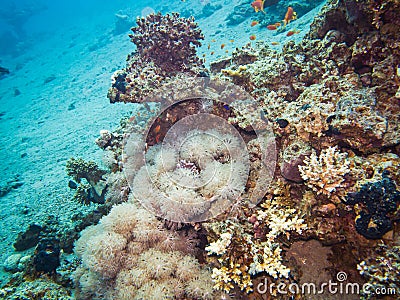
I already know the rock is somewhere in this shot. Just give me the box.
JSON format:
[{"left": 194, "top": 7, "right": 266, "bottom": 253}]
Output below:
[
  {"left": 0, "top": 66, "right": 9, "bottom": 77},
  {"left": 33, "top": 239, "right": 60, "bottom": 274},
  {"left": 18, "top": 255, "right": 31, "bottom": 271},
  {"left": 13, "top": 224, "right": 42, "bottom": 251},
  {"left": 3, "top": 254, "right": 22, "bottom": 272},
  {"left": 281, "top": 154, "right": 308, "bottom": 183},
  {"left": 68, "top": 180, "right": 77, "bottom": 189}
]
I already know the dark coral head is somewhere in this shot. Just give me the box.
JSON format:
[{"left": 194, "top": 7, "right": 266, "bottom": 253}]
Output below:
[
  {"left": 344, "top": 174, "right": 400, "bottom": 239},
  {"left": 128, "top": 12, "right": 204, "bottom": 72}
]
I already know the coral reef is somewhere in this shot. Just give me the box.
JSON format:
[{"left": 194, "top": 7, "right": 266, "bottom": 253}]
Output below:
[
  {"left": 205, "top": 180, "right": 306, "bottom": 294},
  {"left": 358, "top": 243, "right": 400, "bottom": 299},
  {"left": 62, "top": 0, "right": 400, "bottom": 298},
  {"left": 73, "top": 201, "right": 219, "bottom": 299},
  {"left": 13, "top": 224, "right": 42, "bottom": 251},
  {"left": 108, "top": 13, "right": 205, "bottom": 104},
  {"left": 0, "top": 279, "right": 73, "bottom": 300},
  {"left": 32, "top": 239, "right": 60, "bottom": 274}
]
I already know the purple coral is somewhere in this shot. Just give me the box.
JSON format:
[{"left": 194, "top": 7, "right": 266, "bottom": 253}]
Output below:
[
  {"left": 108, "top": 13, "right": 205, "bottom": 103},
  {"left": 129, "top": 12, "right": 204, "bottom": 73}
]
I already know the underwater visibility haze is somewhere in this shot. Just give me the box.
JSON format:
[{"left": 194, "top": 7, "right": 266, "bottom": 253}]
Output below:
[{"left": 0, "top": 0, "right": 399, "bottom": 299}]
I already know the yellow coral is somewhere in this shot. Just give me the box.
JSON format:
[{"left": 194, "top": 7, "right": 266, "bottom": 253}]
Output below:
[
  {"left": 205, "top": 232, "right": 232, "bottom": 255},
  {"left": 249, "top": 242, "right": 290, "bottom": 279},
  {"left": 299, "top": 146, "right": 350, "bottom": 196}
]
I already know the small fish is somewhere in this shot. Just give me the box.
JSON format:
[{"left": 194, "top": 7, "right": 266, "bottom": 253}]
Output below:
[
  {"left": 267, "top": 24, "right": 277, "bottom": 30},
  {"left": 229, "top": 39, "right": 234, "bottom": 43},
  {"left": 207, "top": 44, "right": 210, "bottom": 49},
  {"left": 225, "top": 50, "right": 229, "bottom": 53},
  {"left": 283, "top": 6, "right": 297, "bottom": 26},
  {"left": 221, "top": 44, "right": 226, "bottom": 49},
  {"left": 275, "top": 22, "right": 281, "bottom": 27},
  {"left": 271, "top": 41, "right": 280, "bottom": 45},
  {"left": 286, "top": 29, "right": 300, "bottom": 36},
  {"left": 251, "top": 0, "right": 265, "bottom": 13},
  {"left": 154, "top": 124, "right": 161, "bottom": 134},
  {"left": 251, "top": 20, "right": 259, "bottom": 27},
  {"left": 210, "top": 51, "right": 215, "bottom": 55},
  {"left": 223, "top": 104, "right": 230, "bottom": 110},
  {"left": 249, "top": 35, "right": 256, "bottom": 40},
  {"left": 211, "top": 39, "right": 216, "bottom": 42},
  {"left": 202, "top": 53, "right": 206, "bottom": 57},
  {"left": 155, "top": 134, "right": 162, "bottom": 143}
]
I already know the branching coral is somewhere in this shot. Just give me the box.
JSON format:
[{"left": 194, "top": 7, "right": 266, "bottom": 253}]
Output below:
[
  {"left": 299, "top": 146, "right": 350, "bottom": 197},
  {"left": 130, "top": 12, "right": 204, "bottom": 73},
  {"left": 205, "top": 181, "right": 306, "bottom": 294},
  {"left": 66, "top": 158, "right": 106, "bottom": 185},
  {"left": 108, "top": 13, "right": 205, "bottom": 103}
]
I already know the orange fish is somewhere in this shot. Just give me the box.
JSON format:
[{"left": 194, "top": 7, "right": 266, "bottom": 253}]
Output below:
[
  {"left": 275, "top": 22, "right": 281, "bottom": 27},
  {"left": 286, "top": 29, "right": 300, "bottom": 36},
  {"left": 225, "top": 50, "right": 229, "bottom": 53},
  {"left": 155, "top": 134, "right": 162, "bottom": 143},
  {"left": 251, "top": 0, "right": 265, "bottom": 13},
  {"left": 207, "top": 44, "right": 210, "bottom": 49},
  {"left": 267, "top": 24, "right": 277, "bottom": 30},
  {"left": 229, "top": 39, "right": 234, "bottom": 42},
  {"left": 283, "top": 7, "right": 297, "bottom": 25},
  {"left": 210, "top": 51, "right": 215, "bottom": 55},
  {"left": 221, "top": 44, "right": 226, "bottom": 49},
  {"left": 251, "top": 20, "right": 259, "bottom": 27},
  {"left": 271, "top": 41, "right": 280, "bottom": 45},
  {"left": 154, "top": 124, "right": 161, "bottom": 134},
  {"left": 249, "top": 35, "right": 256, "bottom": 40}
]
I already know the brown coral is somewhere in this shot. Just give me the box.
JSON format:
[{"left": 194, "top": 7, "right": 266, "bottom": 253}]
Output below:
[{"left": 108, "top": 13, "right": 205, "bottom": 104}]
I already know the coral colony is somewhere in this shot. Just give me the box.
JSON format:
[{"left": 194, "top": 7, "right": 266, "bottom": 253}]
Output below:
[
  {"left": 71, "top": 2, "right": 400, "bottom": 298},
  {"left": 2, "top": 1, "right": 400, "bottom": 299}
]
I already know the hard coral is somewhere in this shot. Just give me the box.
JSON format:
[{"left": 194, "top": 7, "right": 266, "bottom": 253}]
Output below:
[
  {"left": 130, "top": 12, "right": 204, "bottom": 73},
  {"left": 108, "top": 13, "right": 205, "bottom": 104},
  {"left": 205, "top": 182, "right": 306, "bottom": 294},
  {"left": 66, "top": 158, "right": 107, "bottom": 205},
  {"left": 357, "top": 243, "right": 400, "bottom": 299},
  {"left": 299, "top": 146, "right": 350, "bottom": 197},
  {"left": 345, "top": 174, "right": 400, "bottom": 239}
]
